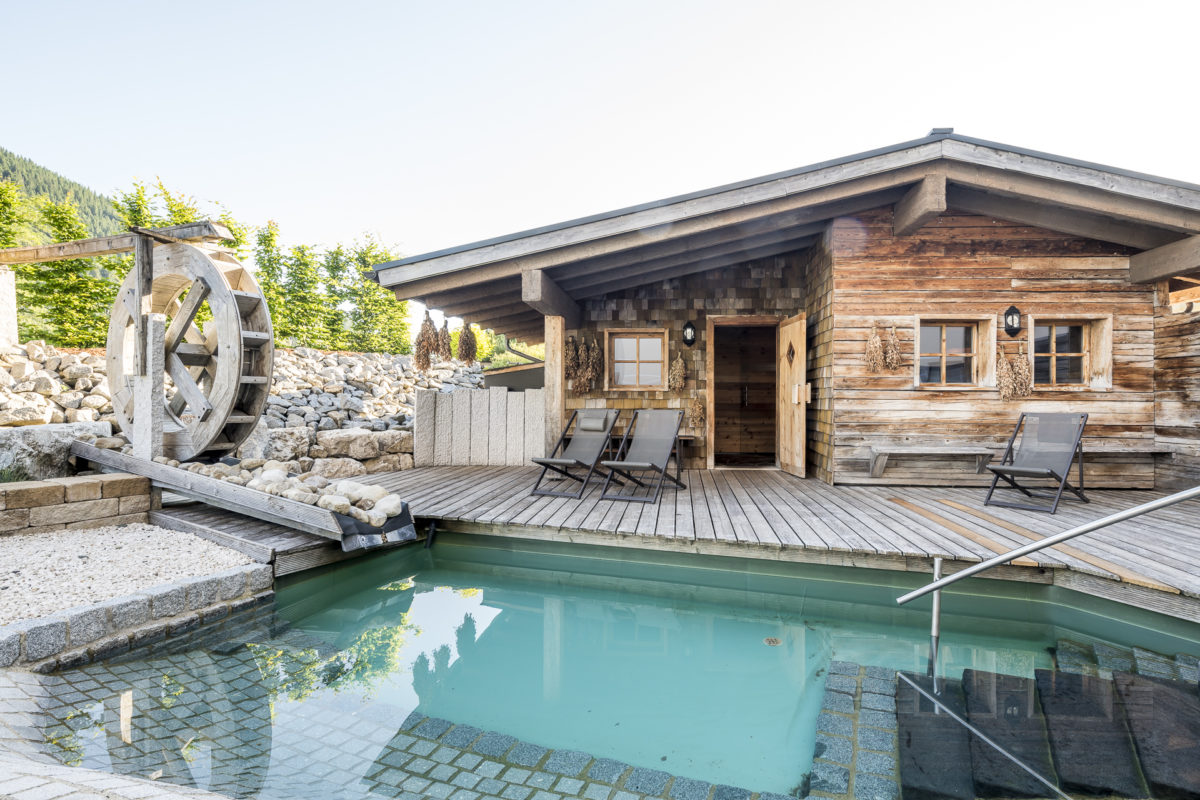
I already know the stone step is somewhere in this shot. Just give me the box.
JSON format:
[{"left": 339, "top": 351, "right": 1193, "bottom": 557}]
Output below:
[
  {"left": 961, "top": 669, "right": 1058, "bottom": 798},
  {"left": 1034, "top": 669, "right": 1149, "bottom": 798},
  {"left": 1113, "top": 672, "right": 1200, "bottom": 799},
  {"left": 896, "top": 673, "right": 976, "bottom": 800}
]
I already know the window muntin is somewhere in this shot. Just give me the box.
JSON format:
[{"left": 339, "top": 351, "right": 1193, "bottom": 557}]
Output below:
[
  {"left": 1033, "top": 323, "right": 1087, "bottom": 386},
  {"left": 608, "top": 331, "right": 666, "bottom": 389},
  {"left": 918, "top": 323, "right": 976, "bottom": 385}
]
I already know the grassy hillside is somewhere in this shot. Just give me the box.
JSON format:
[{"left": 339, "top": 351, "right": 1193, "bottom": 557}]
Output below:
[{"left": 0, "top": 146, "right": 120, "bottom": 236}]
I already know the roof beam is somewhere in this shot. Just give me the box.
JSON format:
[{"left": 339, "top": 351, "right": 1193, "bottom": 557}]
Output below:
[
  {"left": 0, "top": 221, "right": 233, "bottom": 265},
  {"left": 554, "top": 222, "right": 828, "bottom": 291},
  {"left": 375, "top": 165, "right": 932, "bottom": 290},
  {"left": 943, "top": 162, "right": 1200, "bottom": 235},
  {"left": 893, "top": 174, "right": 947, "bottom": 236},
  {"left": 570, "top": 236, "right": 819, "bottom": 299},
  {"left": 521, "top": 270, "right": 581, "bottom": 328},
  {"left": 1129, "top": 235, "right": 1200, "bottom": 283},
  {"left": 473, "top": 309, "right": 546, "bottom": 331},
  {"left": 946, "top": 185, "right": 1179, "bottom": 250}
]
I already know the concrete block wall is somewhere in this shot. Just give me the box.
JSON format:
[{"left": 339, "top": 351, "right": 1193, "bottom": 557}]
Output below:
[
  {"left": 415, "top": 387, "right": 546, "bottom": 467},
  {"left": 0, "top": 563, "right": 273, "bottom": 671},
  {"left": 0, "top": 473, "right": 150, "bottom": 536}
]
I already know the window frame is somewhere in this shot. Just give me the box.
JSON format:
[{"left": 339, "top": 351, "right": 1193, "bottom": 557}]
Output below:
[
  {"left": 1027, "top": 314, "right": 1113, "bottom": 391},
  {"left": 603, "top": 328, "right": 668, "bottom": 391},
  {"left": 1032, "top": 321, "right": 1089, "bottom": 387},
  {"left": 912, "top": 314, "right": 997, "bottom": 390}
]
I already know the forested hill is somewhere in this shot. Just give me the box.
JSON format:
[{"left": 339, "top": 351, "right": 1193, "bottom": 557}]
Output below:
[{"left": 0, "top": 146, "right": 120, "bottom": 236}]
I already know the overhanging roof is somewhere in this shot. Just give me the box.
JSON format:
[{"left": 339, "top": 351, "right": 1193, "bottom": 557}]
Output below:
[{"left": 373, "top": 130, "right": 1200, "bottom": 342}]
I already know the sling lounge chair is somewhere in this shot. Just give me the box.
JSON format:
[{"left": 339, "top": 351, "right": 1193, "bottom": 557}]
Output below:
[
  {"left": 530, "top": 409, "right": 620, "bottom": 499},
  {"left": 984, "top": 412, "right": 1088, "bottom": 514},
  {"left": 600, "top": 409, "right": 686, "bottom": 504}
]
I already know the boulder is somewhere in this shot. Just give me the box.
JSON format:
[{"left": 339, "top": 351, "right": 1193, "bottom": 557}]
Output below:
[
  {"left": 236, "top": 422, "right": 314, "bottom": 461},
  {"left": 314, "top": 428, "right": 383, "bottom": 460},
  {"left": 0, "top": 421, "right": 111, "bottom": 478},
  {"left": 363, "top": 454, "right": 405, "bottom": 473},
  {"left": 309, "top": 457, "right": 367, "bottom": 478},
  {"left": 0, "top": 407, "right": 52, "bottom": 427}
]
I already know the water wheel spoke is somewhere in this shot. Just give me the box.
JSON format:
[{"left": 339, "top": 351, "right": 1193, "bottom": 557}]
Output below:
[
  {"left": 166, "top": 353, "right": 213, "bottom": 421},
  {"left": 164, "top": 278, "right": 212, "bottom": 353}
]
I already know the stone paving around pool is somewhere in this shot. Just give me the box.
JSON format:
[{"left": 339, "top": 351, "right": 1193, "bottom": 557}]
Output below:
[{"left": 807, "top": 662, "right": 900, "bottom": 800}]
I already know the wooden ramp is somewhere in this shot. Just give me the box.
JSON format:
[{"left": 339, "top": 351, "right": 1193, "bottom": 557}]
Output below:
[
  {"left": 149, "top": 505, "right": 416, "bottom": 575},
  {"left": 72, "top": 441, "right": 420, "bottom": 573}
]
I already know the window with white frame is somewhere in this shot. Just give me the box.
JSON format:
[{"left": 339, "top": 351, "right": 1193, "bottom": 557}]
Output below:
[{"left": 605, "top": 329, "right": 667, "bottom": 390}]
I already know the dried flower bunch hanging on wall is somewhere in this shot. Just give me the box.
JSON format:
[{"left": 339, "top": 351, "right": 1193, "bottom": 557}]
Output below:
[
  {"left": 1012, "top": 341, "right": 1033, "bottom": 397},
  {"left": 436, "top": 320, "right": 453, "bottom": 362},
  {"left": 572, "top": 338, "right": 603, "bottom": 393},
  {"left": 865, "top": 324, "right": 885, "bottom": 373},
  {"left": 668, "top": 352, "right": 687, "bottom": 392},
  {"left": 564, "top": 336, "right": 579, "bottom": 382},
  {"left": 997, "top": 342, "right": 1033, "bottom": 400},
  {"left": 687, "top": 397, "right": 705, "bottom": 429},
  {"left": 884, "top": 326, "right": 902, "bottom": 371},
  {"left": 414, "top": 311, "right": 438, "bottom": 371},
  {"left": 457, "top": 323, "right": 477, "bottom": 366}
]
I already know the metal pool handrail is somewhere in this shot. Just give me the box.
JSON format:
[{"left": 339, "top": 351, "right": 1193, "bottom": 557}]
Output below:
[{"left": 897, "top": 483, "right": 1200, "bottom": 607}]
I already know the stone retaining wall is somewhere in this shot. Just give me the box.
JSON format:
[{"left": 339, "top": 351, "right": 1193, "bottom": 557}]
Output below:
[
  {"left": 0, "top": 562, "right": 273, "bottom": 671},
  {"left": 0, "top": 472, "right": 151, "bottom": 536}
]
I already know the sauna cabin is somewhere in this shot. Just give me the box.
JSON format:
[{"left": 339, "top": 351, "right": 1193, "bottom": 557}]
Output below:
[{"left": 373, "top": 130, "right": 1200, "bottom": 491}]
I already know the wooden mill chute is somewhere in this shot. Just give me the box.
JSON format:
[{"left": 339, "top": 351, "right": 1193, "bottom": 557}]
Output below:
[{"left": 107, "top": 242, "right": 273, "bottom": 460}]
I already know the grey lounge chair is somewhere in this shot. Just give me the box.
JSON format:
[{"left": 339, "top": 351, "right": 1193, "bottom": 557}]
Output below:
[
  {"left": 530, "top": 409, "right": 620, "bottom": 499},
  {"left": 600, "top": 409, "right": 686, "bottom": 504},
  {"left": 984, "top": 412, "right": 1088, "bottom": 514}
]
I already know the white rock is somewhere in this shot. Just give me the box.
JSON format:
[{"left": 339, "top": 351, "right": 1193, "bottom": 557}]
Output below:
[
  {"left": 259, "top": 468, "right": 288, "bottom": 484},
  {"left": 374, "top": 495, "right": 406, "bottom": 517},
  {"left": 316, "top": 494, "right": 351, "bottom": 514}
]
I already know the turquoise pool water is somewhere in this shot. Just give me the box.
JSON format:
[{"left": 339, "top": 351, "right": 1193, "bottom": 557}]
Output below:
[{"left": 37, "top": 534, "right": 1200, "bottom": 797}]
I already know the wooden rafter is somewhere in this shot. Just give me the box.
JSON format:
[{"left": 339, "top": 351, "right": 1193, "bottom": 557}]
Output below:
[{"left": 0, "top": 221, "right": 232, "bottom": 265}]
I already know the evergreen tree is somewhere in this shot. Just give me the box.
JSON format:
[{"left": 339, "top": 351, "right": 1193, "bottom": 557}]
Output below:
[
  {"left": 0, "top": 179, "right": 31, "bottom": 248},
  {"left": 254, "top": 221, "right": 289, "bottom": 339},
  {"left": 14, "top": 197, "right": 118, "bottom": 346}
]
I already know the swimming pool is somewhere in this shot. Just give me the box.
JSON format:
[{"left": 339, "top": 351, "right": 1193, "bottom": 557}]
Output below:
[{"left": 33, "top": 534, "right": 1200, "bottom": 798}]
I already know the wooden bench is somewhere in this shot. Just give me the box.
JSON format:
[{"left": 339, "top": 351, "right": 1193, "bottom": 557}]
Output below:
[{"left": 868, "top": 446, "right": 995, "bottom": 478}]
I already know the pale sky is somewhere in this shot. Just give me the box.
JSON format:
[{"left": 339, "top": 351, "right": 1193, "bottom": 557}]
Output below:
[{"left": 3, "top": 0, "right": 1200, "bottom": 267}]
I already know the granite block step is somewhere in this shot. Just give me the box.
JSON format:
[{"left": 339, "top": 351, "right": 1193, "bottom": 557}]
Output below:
[
  {"left": 896, "top": 674, "right": 975, "bottom": 800},
  {"left": 962, "top": 669, "right": 1057, "bottom": 798},
  {"left": 1114, "top": 672, "right": 1200, "bottom": 800},
  {"left": 1034, "top": 669, "right": 1148, "bottom": 798}
]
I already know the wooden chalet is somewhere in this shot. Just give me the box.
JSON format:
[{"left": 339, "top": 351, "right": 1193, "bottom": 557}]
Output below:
[{"left": 373, "top": 130, "right": 1200, "bottom": 491}]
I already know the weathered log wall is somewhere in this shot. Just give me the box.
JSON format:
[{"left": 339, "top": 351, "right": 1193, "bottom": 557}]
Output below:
[
  {"left": 1153, "top": 283, "right": 1200, "bottom": 489},
  {"left": 827, "top": 208, "right": 1155, "bottom": 487}
]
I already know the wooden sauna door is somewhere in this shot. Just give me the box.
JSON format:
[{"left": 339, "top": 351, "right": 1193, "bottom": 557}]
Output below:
[{"left": 777, "top": 313, "right": 807, "bottom": 477}]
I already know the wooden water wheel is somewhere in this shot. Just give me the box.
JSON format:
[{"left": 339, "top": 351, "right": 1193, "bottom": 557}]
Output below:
[{"left": 107, "top": 242, "right": 273, "bottom": 461}]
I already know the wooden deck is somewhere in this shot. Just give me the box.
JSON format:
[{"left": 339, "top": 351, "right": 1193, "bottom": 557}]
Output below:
[{"left": 363, "top": 466, "right": 1200, "bottom": 620}]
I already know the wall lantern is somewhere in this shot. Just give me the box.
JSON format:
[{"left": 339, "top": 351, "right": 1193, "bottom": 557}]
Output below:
[
  {"left": 1003, "top": 306, "right": 1022, "bottom": 337},
  {"left": 682, "top": 321, "right": 697, "bottom": 347}
]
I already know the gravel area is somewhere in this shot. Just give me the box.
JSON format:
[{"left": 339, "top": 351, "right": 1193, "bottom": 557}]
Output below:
[{"left": 0, "top": 523, "right": 252, "bottom": 626}]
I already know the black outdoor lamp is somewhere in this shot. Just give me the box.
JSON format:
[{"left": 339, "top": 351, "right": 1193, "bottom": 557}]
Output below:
[
  {"left": 682, "top": 321, "right": 697, "bottom": 347},
  {"left": 1003, "top": 305, "right": 1022, "bottom": 337}
]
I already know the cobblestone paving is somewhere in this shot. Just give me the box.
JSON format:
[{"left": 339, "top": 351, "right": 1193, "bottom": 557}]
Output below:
[
  {"left": 1, "top": 590, "right": 909, "bottom": 800},
  {"left": 808, "top": 662, "right": 899, "bottom": 800}
]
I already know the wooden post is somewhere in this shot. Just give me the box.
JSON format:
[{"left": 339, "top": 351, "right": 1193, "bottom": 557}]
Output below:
[
  {"left": 130, "top": 313, "right": 165, "bottom": 460},
  {"left": 133, "top": 234, "right": 154, "bottom": 376},
  {"left": 544, "top": 315, "right": 565, "bottom": 454},
  {"left": 0, "top": 267, "right": 16, "bottom": 348}
]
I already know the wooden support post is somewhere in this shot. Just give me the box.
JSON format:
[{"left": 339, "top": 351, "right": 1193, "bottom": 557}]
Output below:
[
  {"left": 893, "top": 174, "right": 947, "bottom": 236},
  {"left": 0, "top": 267, "right": 16, "bottom": 348},
  {"left": 133, "top": 234, "right": 154, "bottom": 376},
  {"left": 130, "top": 313, "right": 165, "bottom": 460},
  {"left": 544, "top": 315, "right": 566, "bottom": 455}
]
